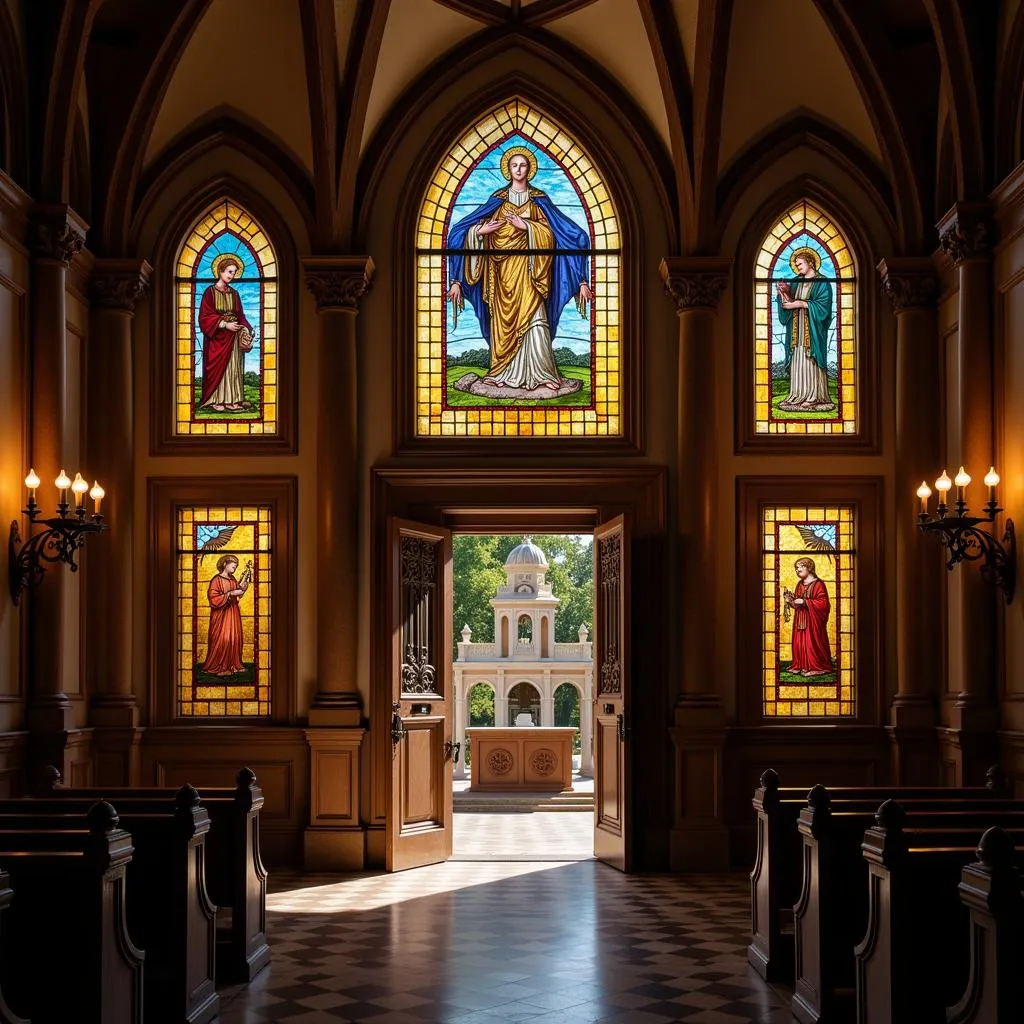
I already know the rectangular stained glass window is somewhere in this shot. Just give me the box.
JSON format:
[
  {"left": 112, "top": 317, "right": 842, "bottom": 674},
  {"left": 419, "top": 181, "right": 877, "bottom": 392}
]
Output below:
[
  {"left": 415, "top": 99, "right": 621, "bottom": 438},
  {"left": 176, "top": 505, "right": 272, "bottom": 716},
  {"left": 761, "top": 504, "right": 856, "bottom": 717}
]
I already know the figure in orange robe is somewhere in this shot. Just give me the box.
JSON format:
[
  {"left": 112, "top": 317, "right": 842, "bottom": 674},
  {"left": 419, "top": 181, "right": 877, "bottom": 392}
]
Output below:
[
  {"left": 201, "top": 555, "right": 249, "bottom": 676},
  {"left": 785, "top": 557, "right": 833, "bottom": 676}
]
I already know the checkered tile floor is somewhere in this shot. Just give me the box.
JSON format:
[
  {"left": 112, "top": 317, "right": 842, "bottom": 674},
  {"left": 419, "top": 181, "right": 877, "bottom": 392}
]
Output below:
[{"left": 218, "top": 846, "right": 790, "bottom": 1022}]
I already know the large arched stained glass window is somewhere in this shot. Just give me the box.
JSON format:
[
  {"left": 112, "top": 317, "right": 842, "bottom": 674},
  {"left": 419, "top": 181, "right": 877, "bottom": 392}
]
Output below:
[
  {"left": 415, "top": 99, "right": 621, "bottom": 438},
  {"left": 754, "top": 201, "right": 856, "bottom": 435},
  {"left": 175, "top": 201, "right": 278, "bottom": 436}
]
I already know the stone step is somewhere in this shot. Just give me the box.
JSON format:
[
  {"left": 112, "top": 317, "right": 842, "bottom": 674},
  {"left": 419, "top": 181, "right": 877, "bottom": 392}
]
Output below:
[{"left": 453, "top": 793, "right": 594, "bottom": 813}]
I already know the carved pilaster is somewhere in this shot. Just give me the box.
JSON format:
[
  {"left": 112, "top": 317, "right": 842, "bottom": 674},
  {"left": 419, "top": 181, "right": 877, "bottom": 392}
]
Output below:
[
  {"left": 877, "top": 258, "right": 939, "bottom": 313},
  {"left": 659, "top": 256, "right": 732, "bottom": 312},
  {"left": 89, "top": 259, "right": 153, "bottom": 313},
  {"left": 31, "top": 204, "right": 87, "bottom": 266},
  {"left": 302, "top": 256, "right": 375, "bottom": 312},
  {"left": 937, "top": 203, "right": 994, "bottom": 265}
]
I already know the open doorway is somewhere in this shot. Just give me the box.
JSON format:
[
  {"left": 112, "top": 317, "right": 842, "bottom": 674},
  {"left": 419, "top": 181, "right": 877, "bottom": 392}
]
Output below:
[{"left": 451, "top": 534, "right": 595, "bottom": 861}]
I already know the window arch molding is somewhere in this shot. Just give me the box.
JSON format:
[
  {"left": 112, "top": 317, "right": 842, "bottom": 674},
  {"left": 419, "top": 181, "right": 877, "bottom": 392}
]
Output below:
[
  {"left": 150, "top": 176, "right": 298, "bottom": 455},
  {"left": 390, "top": 84, "right": 649, "bottom": 453},
  {"left": 734, "top": 178, "right": 881, "bottom": 454}
]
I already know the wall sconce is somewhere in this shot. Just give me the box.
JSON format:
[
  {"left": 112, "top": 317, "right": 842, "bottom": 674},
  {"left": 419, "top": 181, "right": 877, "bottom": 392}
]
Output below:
[
  {"left": 8, "top": 468, "right": 106, "bottom": 605},
  {"left": 916, "top": 466, "right": 1015, "bottom": 603}
]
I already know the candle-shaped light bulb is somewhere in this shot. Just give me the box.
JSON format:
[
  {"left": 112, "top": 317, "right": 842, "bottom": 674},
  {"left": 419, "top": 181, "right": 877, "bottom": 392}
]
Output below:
[
  {"left": 54, "top": 470, "right": 71, "bottom": 504},
  {"left": 917, "top": 481, "right": 932, "bottom": 515},
  {"left": 24, "top": 468, "right": 40, "bottom": 498},
  {"left": 89, "top": 481, "right": 104, "bottom": 515},
  {"left": 954, "top": 466, "right": 971, "bottom": 489},
  {"left": 71, "top": 472, "right": 88, "bottom": 508},
  {"left": 984, "top": 467, "right": 1000, "bottom": 489},
  {"left": 935, "top": 470, "right": 952, "bottom": 495}
]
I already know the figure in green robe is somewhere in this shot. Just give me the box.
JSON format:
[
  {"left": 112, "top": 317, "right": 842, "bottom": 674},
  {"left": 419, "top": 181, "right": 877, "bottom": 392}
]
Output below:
[{"left": 775, "top": 248, "right": 835, "bottom": 412}]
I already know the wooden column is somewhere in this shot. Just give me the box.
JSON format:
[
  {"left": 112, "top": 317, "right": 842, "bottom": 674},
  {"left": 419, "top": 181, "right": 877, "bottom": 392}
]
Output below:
[
  {"left": 301, "top": 256, "right": 372, "bottom": 869},
  {"left": 26, "top": 205, "right": 86, "bottom": 778},
  {"left": 879, "top": 259, "right": 942, "bottom": 783},
  {"left": 937, "top": 204, "right": 999, "bottom": 784},
  {"left": 86, "top": 259, "right": 151, "bottom": 785},
  {"left": 660, "top": 256, "right": 732, "bottom": 870}
]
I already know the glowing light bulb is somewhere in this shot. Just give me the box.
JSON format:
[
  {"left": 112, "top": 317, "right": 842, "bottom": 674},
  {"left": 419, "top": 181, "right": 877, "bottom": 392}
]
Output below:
[
  {"left": 916, "top": 481, "right": 932, "bottom": 500},
  {"left": 24, "top": 469, "right": 40, "bottom": 492},
  {"left": 984, "top": 467, "right": 1000, "bottom": 489},
  {"left": 71, "top": 472, "right": 88, "bottom": 508},
  {"left": 954, "top": 466, "right": 972, "bottom": 489},
  {"left": 89, "top": 481, "right": 104, "bottom": 515},
  {"left": 54, "top": 470, "right": 71, "bottom": 498},
  {"left": 935, "top": 470, "right": 952, "bottom": 494}
]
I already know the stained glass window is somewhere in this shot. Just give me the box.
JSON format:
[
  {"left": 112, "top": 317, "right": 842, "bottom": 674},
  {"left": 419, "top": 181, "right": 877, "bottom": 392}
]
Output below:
[
  {"left": 415, "top": 98, "right": 621, "bottom": 438},
  {"left": 175, "top": 200, "right": 278, "bottom": 436},
  {"left": 176, "top": 505, "right": 272, "bottom": 717},
  {"left": 761, "top": 504, "right": 856, "bottom": 717},
  {"left": 754, "top": 201, "right": 856, "bottom": 434}
]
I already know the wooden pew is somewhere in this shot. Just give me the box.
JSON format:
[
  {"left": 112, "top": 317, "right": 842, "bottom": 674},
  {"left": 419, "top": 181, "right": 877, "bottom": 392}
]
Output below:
[
  {"left": 0, "top": 785, "right": 218, "bottom": 1024},
  {"left": 32, "top": 766, "right": 269, "bottom": 981},
  {"left": 946, "top": 827, "right": 1024, "bottom": 1024},
  {"left": 791, "top": 787, "right": 1024, "bottom": 1023},
  {"left": 0, "top": 801, "right": 144, "bottom": 1023},
  {"left": 0, "top": 871, "right": 28, "bottom": 1024},
  {"left": 748, "top": 766, "right": 1007, "bottom": 981},
  {"left": 854, "top": 803, "right": 1024, "bottom": 1024}
]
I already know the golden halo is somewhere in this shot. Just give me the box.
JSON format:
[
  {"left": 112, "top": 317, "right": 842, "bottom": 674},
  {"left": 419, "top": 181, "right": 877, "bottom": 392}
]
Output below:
[
  {"left": 499, "top": 146, "right": 539, "bottom": 183},
  {"left": 789, "top": 247, "right": 820, "bottom": 274},
  {"left": 212, "top": 252, "right": 244, "bottom": 279}
]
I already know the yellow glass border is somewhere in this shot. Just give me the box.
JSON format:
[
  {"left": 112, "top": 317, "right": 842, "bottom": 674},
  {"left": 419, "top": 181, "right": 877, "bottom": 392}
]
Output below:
[
  {"left": 174, "top": 200, "right": 278, "bottom": 437},
  {"left": 754, "top": 200, "right": 857, "bottom": 436},
  {"left": 176, "top": 504, "right": 272, "bottom": 717},
  {"left": 761, "top": 504, "right": 856, "bottom": 718},
  {"left": 415, "top": 99, "right": 621, "bottom": 438}
]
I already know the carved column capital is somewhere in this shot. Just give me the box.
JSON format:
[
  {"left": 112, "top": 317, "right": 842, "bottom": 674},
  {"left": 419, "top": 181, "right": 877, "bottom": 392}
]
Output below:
[
  {"left": 302, "top": 256, "right": 375, "bottom": 313},
  {"left": 89, "top": 258, "right": 153, "bottom": 313},
  {"left": 937, "top": 202, "right": 994, "bottom": 265},
  {"left": 659, "top": 257, "right": 732, "bottom": 313},
  {"left": 877, "top": 258, "right": 939, "bottom": 313},
  {"left": 31, "top": 204, "right": 88, "bottom": 266}
]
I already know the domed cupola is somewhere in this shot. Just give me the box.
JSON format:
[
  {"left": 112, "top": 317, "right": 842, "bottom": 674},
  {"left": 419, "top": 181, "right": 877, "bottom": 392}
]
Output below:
[{"left": 504, "top": 536, "right": 549, "bottom": 571}]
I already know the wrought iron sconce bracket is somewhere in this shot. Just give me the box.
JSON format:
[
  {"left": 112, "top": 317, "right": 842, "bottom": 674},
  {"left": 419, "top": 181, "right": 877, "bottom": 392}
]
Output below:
[
  {"left": 918, "top": 511, "right": 1016, "bottom": 604},
  {"left": 8, "top": 505, "right": 106, "bottom": 606}
]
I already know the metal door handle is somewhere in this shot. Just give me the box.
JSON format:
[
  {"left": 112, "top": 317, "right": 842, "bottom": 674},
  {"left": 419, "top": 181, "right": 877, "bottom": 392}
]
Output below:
[{"left": 391, "top": 701, "right": 407, "bottom": 749}]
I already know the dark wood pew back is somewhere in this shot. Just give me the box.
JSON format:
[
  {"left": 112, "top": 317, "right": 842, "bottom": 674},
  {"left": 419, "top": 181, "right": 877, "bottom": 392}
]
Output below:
[
  {"left": 748, "top": 766, "right": 1008, "bottom": 981},
  {"left": 0, "top": 803, "right": 144, "bottom": 1024},
  {"left": 0, "top": 785, "right": 218, "bottom": 1024},
  {"left": 24, "top": 767, "right": 269, "bottom": 981}
]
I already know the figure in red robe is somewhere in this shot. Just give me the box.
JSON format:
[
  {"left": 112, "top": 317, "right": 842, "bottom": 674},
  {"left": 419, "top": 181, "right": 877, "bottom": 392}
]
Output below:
[
  {"left": 785, "top": 557, "right": 833, "bottom": 676},
  {"left": 198, "top": 254, "right": 254, "bottom": 412},
  {"left": 201, "top": 555, "right": 250, "bottom": 676}
]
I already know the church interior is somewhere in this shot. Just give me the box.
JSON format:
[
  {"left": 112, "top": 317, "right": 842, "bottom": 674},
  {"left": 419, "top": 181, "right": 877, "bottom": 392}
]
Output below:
[{"left": 1, "top": 0, "right": 1024, "bottom": 1020}]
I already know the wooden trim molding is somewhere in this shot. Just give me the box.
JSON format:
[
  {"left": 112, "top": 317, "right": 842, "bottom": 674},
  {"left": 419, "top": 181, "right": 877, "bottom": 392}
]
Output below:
[
  {"left": 148, "top": 476, "right": 298, "bottom": 728},
  {"left": 733, "top": 176, "right": 881, "bottom": 455},
  {"left": 736, "top": 476, "right": 885, "bottom": 728},
  {"left": 148, "top": 176, "right": 299, "bottom": 456}
]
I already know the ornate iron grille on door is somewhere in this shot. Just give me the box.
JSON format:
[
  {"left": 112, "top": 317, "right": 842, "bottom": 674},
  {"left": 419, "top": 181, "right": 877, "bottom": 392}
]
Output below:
[
  {"left": 400, "top": 535, "right": 441, "bottom": 696},
  {"left": 598, "top": 531, "right": 622, "bottom": 694}
]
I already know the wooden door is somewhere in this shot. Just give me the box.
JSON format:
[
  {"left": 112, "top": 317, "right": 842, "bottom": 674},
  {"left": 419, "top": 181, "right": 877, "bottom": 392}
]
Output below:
[
  {"left": 386, "top": 519, "right": 454, "bottom": 871},
  {"left": 593, "top": 515, "right": 630, "bottom": 871}
]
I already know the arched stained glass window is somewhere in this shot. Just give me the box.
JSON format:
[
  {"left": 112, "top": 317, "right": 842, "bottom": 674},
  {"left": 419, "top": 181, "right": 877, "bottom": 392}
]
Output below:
[
  {"left": 175, "top": 201, "right": 278, "bottom": 436},
  {"left": 761, "top": 504, "right": 856, "bottom": 718},
  {"left": 415, "top": 99, "right": 621, "bottom": 438},
  {"left": 754, "top": 201, "right": 856, "bottom": 435}
]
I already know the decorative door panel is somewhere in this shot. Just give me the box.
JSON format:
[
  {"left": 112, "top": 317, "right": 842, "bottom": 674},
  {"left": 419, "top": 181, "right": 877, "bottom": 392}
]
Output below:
[
  {"left": 593, "top": 515, "right": 629, "bottom": 871},
  {"left": 387, "top": 520, "right": 454, "bottom": 872}
]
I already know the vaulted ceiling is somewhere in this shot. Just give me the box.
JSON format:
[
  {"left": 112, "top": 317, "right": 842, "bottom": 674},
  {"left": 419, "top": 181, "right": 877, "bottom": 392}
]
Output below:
[{"left": 1, "top": 0, "right": 1019, "bottom": 256}]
